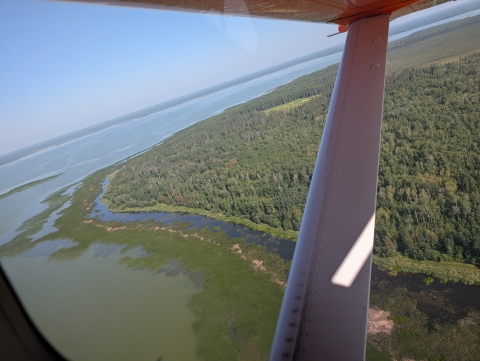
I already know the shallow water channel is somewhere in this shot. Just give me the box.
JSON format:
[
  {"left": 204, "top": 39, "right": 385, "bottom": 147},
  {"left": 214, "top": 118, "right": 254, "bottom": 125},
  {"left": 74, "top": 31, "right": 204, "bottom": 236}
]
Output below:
[
  {"left": 91, "top": 177, "right": 296, "bottom": 261},
  {"left": 93, "top": 177, "right": 480, "bottom": 345},
  {"left": 371, "top": 264, "right": 480, "bottom": 331},
  {"left": 1, "top": 176, "right": 479, "bottom": 361}
]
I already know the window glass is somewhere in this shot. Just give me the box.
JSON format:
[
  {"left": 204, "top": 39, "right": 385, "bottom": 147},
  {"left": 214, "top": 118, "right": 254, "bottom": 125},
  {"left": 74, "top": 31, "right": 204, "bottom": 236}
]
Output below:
[{"left": 1, "top": 0, "right": 479, "bottom": 360}]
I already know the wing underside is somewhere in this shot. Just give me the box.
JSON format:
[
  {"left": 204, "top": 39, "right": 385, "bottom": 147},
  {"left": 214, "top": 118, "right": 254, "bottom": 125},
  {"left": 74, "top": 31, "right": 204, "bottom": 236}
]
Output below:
[{"left": 60, "top": 0, "right": 444, "bottom": 25}]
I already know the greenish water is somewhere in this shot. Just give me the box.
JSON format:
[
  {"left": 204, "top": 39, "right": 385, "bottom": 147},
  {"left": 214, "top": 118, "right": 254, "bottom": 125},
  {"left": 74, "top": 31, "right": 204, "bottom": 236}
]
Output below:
[
  {"left": 0, "top": 170, "right": 288, "bottom": 360},
  {"left": 2, "top": 245, "right": 200, "bottom": 361},
  {"left": 1, "top": 168, "right": 479, "bottom": 361}
]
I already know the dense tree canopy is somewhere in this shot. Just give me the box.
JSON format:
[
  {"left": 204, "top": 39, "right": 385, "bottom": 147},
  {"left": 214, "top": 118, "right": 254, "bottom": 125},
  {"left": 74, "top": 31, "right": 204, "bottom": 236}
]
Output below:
[
  {"left": 376, "top": 53, "right": 480, "bottom": 265},
  {"left": 105, "top": 52, "right": 480, "bottom": 267}
]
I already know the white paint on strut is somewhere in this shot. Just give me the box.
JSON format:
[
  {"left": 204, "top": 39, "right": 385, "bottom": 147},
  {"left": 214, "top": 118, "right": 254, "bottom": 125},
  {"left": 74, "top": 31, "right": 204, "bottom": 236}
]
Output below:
[{"left": 331, "top": 214, "right": 375, "bottom": 287}]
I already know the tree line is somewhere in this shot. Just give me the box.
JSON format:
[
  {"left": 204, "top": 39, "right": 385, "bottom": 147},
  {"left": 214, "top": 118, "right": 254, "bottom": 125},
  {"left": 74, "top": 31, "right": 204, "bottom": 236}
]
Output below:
[{"left": 105, "top": 52, "right": 480, "bottom": 266}]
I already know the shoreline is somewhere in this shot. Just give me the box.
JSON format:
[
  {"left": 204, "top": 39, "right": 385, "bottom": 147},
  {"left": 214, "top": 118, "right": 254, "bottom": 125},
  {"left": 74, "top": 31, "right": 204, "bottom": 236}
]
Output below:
[
  {"left": 100, "top": 16, "right": 480, "bottom": 287},
  {"left": 373, "top": 254, "right": 480, "bottom": 285},
  {"left": 104, "top": 201, "right": 299, "bottom": 241},
  {"left": 105, "top": 198, "right": 480, "bottom": 285}
]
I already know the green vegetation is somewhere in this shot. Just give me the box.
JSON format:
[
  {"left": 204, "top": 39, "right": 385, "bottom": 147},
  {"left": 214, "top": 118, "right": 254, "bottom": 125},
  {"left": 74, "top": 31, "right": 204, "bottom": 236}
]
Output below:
[
  {"left": 369, "top": 267, "right": 480, "bottom": 361},
  {"left": 366, "top": 342, "right": 391, "bottom": 361},
  {"left": 111, "top": 202, "right": 298, "bottom": 240},
  {"left": 3, "top": 166, "right": 478, "bottom": 360},
  {"left": 388, "top": 315, "right": 407, "bottom": 324},
  {"left": 0, "top": 184, "right": 73, "bottom": 258},
  {"left": 104, "top": 65, "right": 335, "bottom": 236},
  {"left": 373, "top": 254, "right": 480, "bottom": 285},
  {"left": 387, "top": 15, "right": 480, "bottom": 68},
  {"left": 105, "top": 44, "right": 480, "bottom": 281},
  {"left": 0, "top": 173, "right": 63, "bottom": 201},
  {"left": 263, "top": 96, "right": 315, "bottom": 114},
  {"left": 0, "top": 168, "right": 291, "bottom": 361},
  {"left": 375, "top": 54, "right": 480, "bottom": 269},
  {"left": 424, "top": 277, "right": 434, "bottom": 285}
]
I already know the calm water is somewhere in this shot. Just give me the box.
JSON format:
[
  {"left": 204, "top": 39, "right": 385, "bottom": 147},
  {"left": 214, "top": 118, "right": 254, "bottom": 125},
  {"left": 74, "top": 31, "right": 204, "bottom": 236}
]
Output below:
[{"left": 2, "top": 246, "right": 200, "bottom": 361}]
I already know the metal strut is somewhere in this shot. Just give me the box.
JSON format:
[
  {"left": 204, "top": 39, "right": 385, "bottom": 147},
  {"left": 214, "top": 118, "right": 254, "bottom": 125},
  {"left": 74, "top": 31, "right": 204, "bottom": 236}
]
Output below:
[{"left": 269, "top": 15, "right": 390, "bottom": 361}]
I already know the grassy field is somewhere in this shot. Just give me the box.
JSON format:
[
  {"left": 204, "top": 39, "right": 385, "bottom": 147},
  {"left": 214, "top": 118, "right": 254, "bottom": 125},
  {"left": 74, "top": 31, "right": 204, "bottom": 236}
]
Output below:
[
  {"left": 373, "top": 254, "right": 480, "bottom": 285},
  {"left": 263, "top": 96, "right": 315, "bottom": 114}
]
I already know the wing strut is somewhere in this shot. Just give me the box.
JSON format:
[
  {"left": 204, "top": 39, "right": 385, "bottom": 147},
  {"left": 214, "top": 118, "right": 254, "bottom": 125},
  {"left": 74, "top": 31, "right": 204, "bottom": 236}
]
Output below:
[{"left": 269, "top": 15, "right": 390, "bottom": 361}]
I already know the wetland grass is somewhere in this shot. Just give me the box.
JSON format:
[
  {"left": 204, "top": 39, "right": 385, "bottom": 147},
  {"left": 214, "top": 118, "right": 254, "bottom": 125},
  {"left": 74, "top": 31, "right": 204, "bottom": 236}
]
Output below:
[
  {"left": 263, "top": 95, "right": 317, "bottom": 114},
  {"left": 373, "top": 254, "right": 480, "bottom": 285},
  {"left": 0, "top": 173, "right": 63, "bottom": 201},
  {"left": 369, "top": 266, "right": 480, "bottom": 361},
  {"left": 1, "top": 168, "right": 289, "bottom": 360},
  {"left": 104, "top": 201, "right": 298, "bottom": 241},
  {"left": 3, "top": 166, "right": 479, "bottom": 360}
]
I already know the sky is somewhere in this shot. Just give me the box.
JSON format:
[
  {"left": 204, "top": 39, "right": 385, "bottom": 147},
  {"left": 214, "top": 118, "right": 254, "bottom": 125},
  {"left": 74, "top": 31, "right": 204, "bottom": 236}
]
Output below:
[{"left": 0, "top": 0, "right": 473, "bottom": 155}]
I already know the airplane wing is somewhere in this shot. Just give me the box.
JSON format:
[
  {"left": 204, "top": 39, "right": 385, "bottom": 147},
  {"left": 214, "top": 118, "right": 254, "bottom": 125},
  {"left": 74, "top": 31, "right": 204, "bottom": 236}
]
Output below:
[
  {"left": 60, "top": 0, "right": 444, "bottom": 25},
  {"left": 0, "top": 0, "right": 449, "bottom": 360}
]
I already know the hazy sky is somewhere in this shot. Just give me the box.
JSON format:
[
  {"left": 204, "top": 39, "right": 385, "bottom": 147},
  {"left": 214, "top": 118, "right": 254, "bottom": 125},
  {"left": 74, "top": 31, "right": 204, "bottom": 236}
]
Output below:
[{"left": 0, "top": 0, "right": 472, "bottom": 155}]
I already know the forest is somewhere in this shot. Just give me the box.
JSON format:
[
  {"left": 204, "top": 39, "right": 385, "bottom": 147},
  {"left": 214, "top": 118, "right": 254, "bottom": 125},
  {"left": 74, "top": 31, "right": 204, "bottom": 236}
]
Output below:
[{"left": 105, "top": 24, "right": 480, "bottom": 268}]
